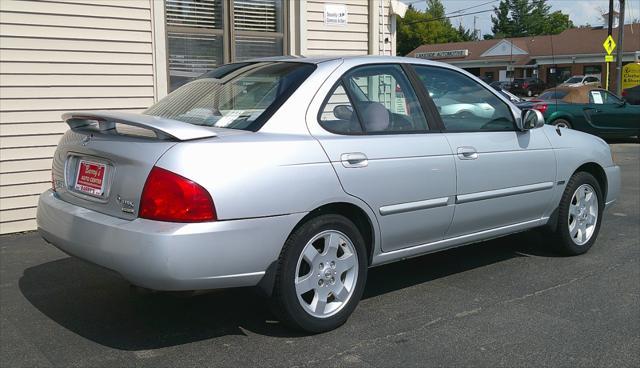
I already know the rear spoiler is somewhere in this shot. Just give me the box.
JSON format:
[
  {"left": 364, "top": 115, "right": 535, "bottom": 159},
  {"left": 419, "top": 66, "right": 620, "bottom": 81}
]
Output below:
[{"left": 62, "top": 111, "right": 217, "bottom": 141}]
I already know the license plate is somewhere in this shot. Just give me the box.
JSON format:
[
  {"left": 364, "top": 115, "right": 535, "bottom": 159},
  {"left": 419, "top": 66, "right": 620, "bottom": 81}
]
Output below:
[{"left": 75, "top": 160, "right": 107, "bottom": 196}]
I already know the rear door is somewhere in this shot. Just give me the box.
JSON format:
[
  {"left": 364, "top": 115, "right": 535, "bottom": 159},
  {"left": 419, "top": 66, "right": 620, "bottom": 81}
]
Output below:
[
  {"left": 411, "top": 65, "right": 557, "bottom": 237},
  {"left": 310, "top": 63, "right": 456, "bottom": 252}
]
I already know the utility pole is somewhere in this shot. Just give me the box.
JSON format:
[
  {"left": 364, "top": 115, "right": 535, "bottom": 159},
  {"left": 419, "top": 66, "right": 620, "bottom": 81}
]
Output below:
[
  {"left": 473, "top": 16, "right": 478, "bottom": 40},
  {"left": 615, "top": 0, "right": 626, "bottom": 95},
  {"left": 606, "top": 0, "right": 614, "bottom": 90}
]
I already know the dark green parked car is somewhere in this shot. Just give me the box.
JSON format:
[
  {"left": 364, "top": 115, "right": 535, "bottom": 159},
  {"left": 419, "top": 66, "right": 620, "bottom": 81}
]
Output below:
[{"left": 531, "top": 86, "right": 640, "bottom": 139}]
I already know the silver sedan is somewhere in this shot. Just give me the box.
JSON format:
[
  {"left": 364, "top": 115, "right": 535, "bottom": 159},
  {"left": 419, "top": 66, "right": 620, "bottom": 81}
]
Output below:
[{"left": 37, "top": 56, "right": 620, "bottom": 333}]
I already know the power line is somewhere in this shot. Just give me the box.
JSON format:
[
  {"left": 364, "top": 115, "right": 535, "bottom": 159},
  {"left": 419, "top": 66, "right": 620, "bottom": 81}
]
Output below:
[
  {"left": 402, "top": 0, "right": 498, "bottom": 13},
  {"left": 448, "top": 0, "right": 499, "bottom": 15},
  {"left": 403, "top": 8, "right": 496, "bottom": 25}
]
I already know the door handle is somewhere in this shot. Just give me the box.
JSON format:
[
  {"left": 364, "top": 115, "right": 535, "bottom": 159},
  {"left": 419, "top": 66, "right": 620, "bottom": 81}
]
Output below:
[
  {"left": 341, "top": 152, "right": 368, "bottom": 168},
  {"left": 457, "top": 146, "right": 478, "bottom": 160}
]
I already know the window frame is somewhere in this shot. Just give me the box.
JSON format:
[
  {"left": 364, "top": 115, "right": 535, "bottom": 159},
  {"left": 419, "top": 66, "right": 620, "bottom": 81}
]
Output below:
[
  {"left": 317, "top": 80, "right": 365, "bottom": 135},
  {"left": 316, "top": 63, "right": 442, "bottom": 136},
  {"left": 164, "top": 0, "right": 288, "bottom": 91},
  {"left": 408, "top": 64, "right": 518, "bottom": 133}
]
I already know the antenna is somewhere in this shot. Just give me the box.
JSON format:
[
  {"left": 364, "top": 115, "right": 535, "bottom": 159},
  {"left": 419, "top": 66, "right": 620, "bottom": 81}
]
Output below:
[{"left": 550, "top": 33, "right": 558, "bottom": 116}]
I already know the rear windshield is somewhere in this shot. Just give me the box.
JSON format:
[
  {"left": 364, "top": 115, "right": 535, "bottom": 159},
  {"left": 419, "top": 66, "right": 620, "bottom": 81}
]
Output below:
[
  {"left": 538, "top": 90, "right": 568, "bottom": 100},
  {"left": 565, "top": 77, "right": 583, "bottom": 83},
  {"left": 145, "top": 62, "right": 316, "bottom": 131}
]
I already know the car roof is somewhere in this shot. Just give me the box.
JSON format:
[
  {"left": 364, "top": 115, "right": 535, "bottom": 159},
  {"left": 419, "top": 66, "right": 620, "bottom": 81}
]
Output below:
[
  {"left": 541, "top": 85, "right": 600, "bottom": 103},
  {"left": 243, "top": 55, "right": 460, "bottom": 68}
]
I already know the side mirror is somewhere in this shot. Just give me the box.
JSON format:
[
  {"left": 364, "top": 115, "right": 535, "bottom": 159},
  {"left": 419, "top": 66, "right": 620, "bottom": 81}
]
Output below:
[
  {"left": 518, "top": 109, "right": 545, "bottom": 130},
  {"left": 333, "top": 105, "right": 353, "bottom": 120}
]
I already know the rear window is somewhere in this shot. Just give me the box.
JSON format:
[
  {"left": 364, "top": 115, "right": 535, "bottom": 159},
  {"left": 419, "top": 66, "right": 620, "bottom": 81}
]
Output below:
[
  {"left": 538, "top": 90, "right": 568, "bottom": 100},
  {"left": 145, "top": 62, "right": 316, "bottom": 131},
  {"left": 565, "top": 77, "right": 583, "bottom": 83}
]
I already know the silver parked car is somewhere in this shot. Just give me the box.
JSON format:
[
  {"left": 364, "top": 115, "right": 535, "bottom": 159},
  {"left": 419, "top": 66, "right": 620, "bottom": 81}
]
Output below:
[{"left": 37, "top": 56, "right": 620, "bottom": 332}]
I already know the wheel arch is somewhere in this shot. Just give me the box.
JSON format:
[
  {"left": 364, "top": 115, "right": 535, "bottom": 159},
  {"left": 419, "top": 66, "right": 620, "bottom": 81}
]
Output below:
[
  {"left": 549, "top": 112, "right": 573, "bottom": 125},
  {"left": 574, "top": 162, "right": 608, "bottom": 199},
  {"left": 292, "top": 202, "right": 376, "bottom": 265},
  {"left": 257, "top": 201, "right": 377, "bottom": 297}
]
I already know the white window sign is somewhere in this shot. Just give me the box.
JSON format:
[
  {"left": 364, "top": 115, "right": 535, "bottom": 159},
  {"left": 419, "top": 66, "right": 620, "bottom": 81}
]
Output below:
[
  {"left": 324, "top": 4, "right": 348, "bottom": 26},
  {"left": 591, "top": 91, "right": 603, "bottom": 104}
]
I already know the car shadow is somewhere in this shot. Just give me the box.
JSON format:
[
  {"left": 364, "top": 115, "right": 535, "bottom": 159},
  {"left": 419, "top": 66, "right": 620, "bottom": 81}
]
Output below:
[
  {"left": 605, "top": 138, "right": 639, "bottom": 144},
  {"left": 19, "top": 230, "right": 558, "bottom": 350}
]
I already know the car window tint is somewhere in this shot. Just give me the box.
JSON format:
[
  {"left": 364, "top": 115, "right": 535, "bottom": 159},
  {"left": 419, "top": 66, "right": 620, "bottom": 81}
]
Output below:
[
  {"left": 319, "top": 83, "right": 363, "bottom": 134},
  {"left": 413, "top": 65, "right": 515, "bottom": 131},
  {"left": 539, "top": 90, "right": 568, "bottom": 100},
  {"left": 603, "top": 91, "right": 622, "bottom": 104},
  {"left": 340, "top": 64, "right": 429, "bottom": 133},
  {"left": 146, "top": 62, "right": 315, "bottom": 131}
]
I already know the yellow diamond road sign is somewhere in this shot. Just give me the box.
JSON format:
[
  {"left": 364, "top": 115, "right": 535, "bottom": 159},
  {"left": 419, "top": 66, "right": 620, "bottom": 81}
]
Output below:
[{"left": 603, "top": 35, "right": 616, "bottom": 55}]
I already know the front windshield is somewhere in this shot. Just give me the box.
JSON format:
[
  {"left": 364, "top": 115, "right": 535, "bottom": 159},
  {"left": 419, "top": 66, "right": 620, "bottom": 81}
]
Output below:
[
  {"left": 145, "top": 62, "right": 315, "bottom": 131},
  {"left": 565, "top": 77, "right": 583, "bottom": 83}
]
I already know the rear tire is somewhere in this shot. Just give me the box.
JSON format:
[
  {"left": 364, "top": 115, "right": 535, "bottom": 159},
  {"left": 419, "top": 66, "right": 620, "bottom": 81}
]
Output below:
[
  {"left": 552, "top": 119, "right": 572, "bottom": 129},
  {"left": 547, "top": 172, "right": 604, "bottom": 256},
  {"left": 271, "top": 214, "right": 368, "bottom": 333}
]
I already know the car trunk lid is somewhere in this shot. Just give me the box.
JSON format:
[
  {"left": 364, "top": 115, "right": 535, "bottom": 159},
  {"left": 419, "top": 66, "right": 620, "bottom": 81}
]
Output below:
[{"left": 52, "top": 111, "right": 219, "bottom": 220}]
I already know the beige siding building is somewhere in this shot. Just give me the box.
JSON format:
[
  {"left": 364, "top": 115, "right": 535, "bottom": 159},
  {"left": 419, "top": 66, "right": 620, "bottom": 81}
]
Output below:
[{"left": 0, "top": 0, "right": 400, "bottom": 234}]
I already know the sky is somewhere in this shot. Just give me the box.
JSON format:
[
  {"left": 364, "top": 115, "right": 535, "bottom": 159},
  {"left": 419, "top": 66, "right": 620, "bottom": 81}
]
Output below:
[{"left": 401, "top": 0, "right": 640, "bottom": 37}]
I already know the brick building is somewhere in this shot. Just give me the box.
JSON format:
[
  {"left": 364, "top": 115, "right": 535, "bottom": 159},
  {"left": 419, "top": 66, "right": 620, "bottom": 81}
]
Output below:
[{"left": 407, "top": 24, "right": 640, "bottom": 89}]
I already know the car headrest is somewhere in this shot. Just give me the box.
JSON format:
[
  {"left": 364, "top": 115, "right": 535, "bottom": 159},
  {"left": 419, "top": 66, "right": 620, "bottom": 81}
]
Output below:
[{"left": 360, "top": 102, "right": 390, "bottom": 132}]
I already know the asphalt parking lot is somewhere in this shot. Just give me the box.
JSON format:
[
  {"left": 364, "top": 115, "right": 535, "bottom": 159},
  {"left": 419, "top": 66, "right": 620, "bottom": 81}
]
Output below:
[{"left": 1, "top": 143, "right": 638, "bottom": 368}]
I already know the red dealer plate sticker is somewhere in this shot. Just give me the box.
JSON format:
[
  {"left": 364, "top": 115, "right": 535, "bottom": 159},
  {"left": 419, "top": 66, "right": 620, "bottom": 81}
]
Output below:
[{"left": 75, "top": 160, "right": 107, "bottom": 196}]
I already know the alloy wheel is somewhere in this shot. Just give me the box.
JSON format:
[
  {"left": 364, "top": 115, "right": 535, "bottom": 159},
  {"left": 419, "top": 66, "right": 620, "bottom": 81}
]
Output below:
[
  {"left": 294, "top": 230, "right": 358, "bottom": 318},
  {"left": 568, "top": 184, "right": 598, "bottom": 245}
]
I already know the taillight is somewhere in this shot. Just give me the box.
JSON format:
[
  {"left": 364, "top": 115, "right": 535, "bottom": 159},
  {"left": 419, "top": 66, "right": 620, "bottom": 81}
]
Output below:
[
  {"left": 139, "top": 166, "right": 216, "bottom": 222},
  {"left": 522, "top": 82, "right": 529, "bottom": 89},
  {"left": 533, "top": 103, "right": 548, "bottom": 114},
  {"left": 622, "top": 89, "right": 628, "bottom": 97}
]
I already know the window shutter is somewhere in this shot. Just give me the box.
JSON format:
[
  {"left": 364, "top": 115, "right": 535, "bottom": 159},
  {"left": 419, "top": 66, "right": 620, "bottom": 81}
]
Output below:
[{"left": 166, "top": 0, "right": 223, "bottom": 29}]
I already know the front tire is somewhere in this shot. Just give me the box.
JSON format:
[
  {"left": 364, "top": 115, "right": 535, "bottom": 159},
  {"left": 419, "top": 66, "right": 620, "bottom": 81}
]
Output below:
[
  {"left": 271, "top": 214, "right": 368, "bottom": 332},
  {"left": 552, "top": 119, "right": 572, "bottom": 129},
  {"left": 548, "top": 172, "right": 604, "bottom": 255}
]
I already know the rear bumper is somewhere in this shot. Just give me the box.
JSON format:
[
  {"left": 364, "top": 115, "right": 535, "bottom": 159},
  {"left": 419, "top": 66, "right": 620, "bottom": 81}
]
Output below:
[
  {"left": 37, "top": 190, "right": 305, "bottom": 291},
  {"left": 604, "top": 165, "right": 621, "bottom": 209}
]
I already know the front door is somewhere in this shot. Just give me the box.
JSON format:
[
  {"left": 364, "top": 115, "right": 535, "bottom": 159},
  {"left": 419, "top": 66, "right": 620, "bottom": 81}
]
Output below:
[
  {"left": 311, "top": 63, "right": 456, "bottom": 252},
  {"left": 412, "top": 64, "right": 557, "bottom": 237},
  {"left": 586, "top": 89, "right": 640, "bottom": 136}
]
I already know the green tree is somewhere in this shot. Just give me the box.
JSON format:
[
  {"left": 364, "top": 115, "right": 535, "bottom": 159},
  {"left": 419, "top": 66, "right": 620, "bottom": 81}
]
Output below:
[
  {"left": 457, "top": 23, "right": 477, "bottom": 41},
  {"left": 397, "top": 1, "right": 473, "bottom": 55},
  {"left": 490, "top": 0, "right": 573, "bottom": 38},
  {"left": 508, "top": 0, "right": 534, "bottom": 37},
  {"left": 491, "top": 0, "right": 513, "bottom": 38},
  {"left": 543, "top": 11, "right": 573, "bottom": 34}
]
